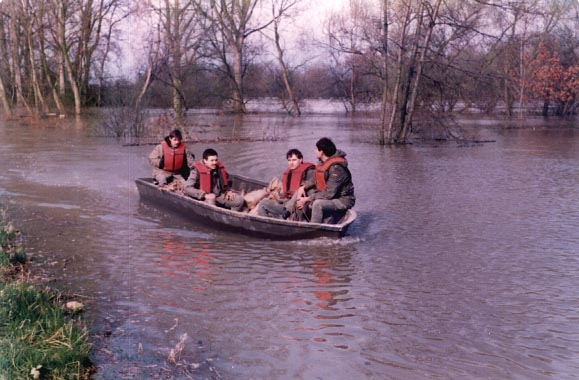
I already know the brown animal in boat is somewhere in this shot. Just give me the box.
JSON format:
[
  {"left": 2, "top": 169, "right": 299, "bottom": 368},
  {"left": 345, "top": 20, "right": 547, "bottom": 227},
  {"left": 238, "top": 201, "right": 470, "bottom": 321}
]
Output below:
[
  {"left": 161, "top": 177, "right": 282, "bottom": 215},
  {"left": 161, "top": 180, "right": 185, "bottom": 194},
  {"left": 243, "top": 177, "right": 283, "bottom": 214}
]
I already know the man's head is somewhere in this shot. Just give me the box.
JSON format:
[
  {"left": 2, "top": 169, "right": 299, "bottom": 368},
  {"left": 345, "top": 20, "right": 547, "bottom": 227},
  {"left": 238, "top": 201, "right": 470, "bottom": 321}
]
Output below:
[
  {"left": 168, "top": 129, "right": 183, "bottom": 148},
  {"left": 315, "top": 137, "right": 336, "bottom": 161},
  {"left": 286, "top": 148, "right": 304, "bottom": 170},
  {"left": 202, "top": 148, "right": 219, "bottom": 170}
]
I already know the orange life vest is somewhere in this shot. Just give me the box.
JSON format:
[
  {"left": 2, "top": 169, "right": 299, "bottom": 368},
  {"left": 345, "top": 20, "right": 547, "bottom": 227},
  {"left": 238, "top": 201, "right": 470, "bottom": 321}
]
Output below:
[
  {"left": 193, "top": 161, "right": 228, "bottom": 193},
  {"left": 161, "top": 140, "right": 186, "bottom": 172},
  {"left": 282, "top": 162, "right": 314, "bottom": 197},
  {"left": 314, "top": 156, "right": 347, "bottom": 191}
]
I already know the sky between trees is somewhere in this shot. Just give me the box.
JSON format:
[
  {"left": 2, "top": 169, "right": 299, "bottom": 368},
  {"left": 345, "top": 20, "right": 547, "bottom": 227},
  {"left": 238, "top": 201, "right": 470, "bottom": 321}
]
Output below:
[{"left": 114, "top": 0, "right": 347, "bottom": 79}]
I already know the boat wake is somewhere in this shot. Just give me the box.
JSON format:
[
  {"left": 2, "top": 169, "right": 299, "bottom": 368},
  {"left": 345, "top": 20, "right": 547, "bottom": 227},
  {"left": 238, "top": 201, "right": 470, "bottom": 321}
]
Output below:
[{"left": 293, "top": 236, "right": 362, "bottom": 247}]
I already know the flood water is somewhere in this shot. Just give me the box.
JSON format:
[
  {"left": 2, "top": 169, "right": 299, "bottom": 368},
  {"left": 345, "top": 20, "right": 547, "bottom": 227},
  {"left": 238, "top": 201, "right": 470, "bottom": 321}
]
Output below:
[{"left": 0, "top": 112, "right": 578, "bottom": 380}]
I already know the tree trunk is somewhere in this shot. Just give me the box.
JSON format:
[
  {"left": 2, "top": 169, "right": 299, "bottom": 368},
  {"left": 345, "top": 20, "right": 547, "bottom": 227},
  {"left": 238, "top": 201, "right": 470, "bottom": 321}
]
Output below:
[
  {"left": 63, "top": 52, "right": 82, "bottom": 115},
  {"left": 40, "top": 39, "right": 65, "bottom": 115},
  {"left": 399, "top": 0, "right": 443, "bottom": 143},
  {"left": 542, "top": 100, "right": 549, "bottom": 116},
  {"left": 57, "top": 0, "right": 82, "bottom": 115},
  {"left": 273, "top": 17, "right": 300, "bottom": 116},
  {"left": 0, "top": 75, "right": 11, "bottom": 116},
  {"left": 503, "top": 10, "right": 519, "bottom": 118},
  {"left": 135, "top": 62, "right": 154, "bottom": 112},
  {"left": 518, "top": 20, "right": 528, "bottom": 119},
  {"left": 82, "top": 0, "right": 106, "bottom": 106},
  {"left": 58, "top": 18, "right": 66, "bottom": 98},
  {"left": 387, "top": 0, "right": 418, "bottom": 144},
  {"left": 96, "top": 14, "right": 115, "bottom": 107},
  {"left": 27, "top": 33, "right": 47, "bottom": 113},
  {"left": 349, "top": 67, "right": 356, "bottom": 113},
  {"left": 231, "top": 42, "right": 247, "bottom": 113},
  {"left": 8, "top": 1, "right": 30, "bottom": 111},
  {"left": 379, "top": 0, "right": 389, "bottom": 145}
]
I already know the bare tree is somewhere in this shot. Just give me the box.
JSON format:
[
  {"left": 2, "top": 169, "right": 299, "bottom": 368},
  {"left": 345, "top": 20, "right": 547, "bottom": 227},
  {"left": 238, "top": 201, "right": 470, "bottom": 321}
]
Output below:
[
  {"left": 378, "top": 0, "right": 389, "bottom": 144},
  {"left": 194, "top": 0, "right": 274, "bottom": 113},
  {"left": 325, "top": 0, "right": 377, "bottom": 113},
  {"left": 53, "top": 0, "right": 82, "bottom": 114},
  {"left": 6, "top": 0, "right": 31, "bottom": 112},
  {"left": 269, "top": 0, "right": 301, "bottom": 116},
  {"left": 140, "top": 0, "right": 204, "bottom": 122},
  {"left": 0, "top": 74, "right": 11, "bottom": 116},
  {"left": 21, "top": 0, "right": 48, "bottom": 113}
]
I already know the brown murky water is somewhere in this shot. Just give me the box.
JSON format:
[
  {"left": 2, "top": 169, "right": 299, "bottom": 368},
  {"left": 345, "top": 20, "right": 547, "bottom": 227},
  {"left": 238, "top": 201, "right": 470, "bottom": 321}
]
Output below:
[{"left": 1, "top": 113, "right": 578, "bottom": 379}]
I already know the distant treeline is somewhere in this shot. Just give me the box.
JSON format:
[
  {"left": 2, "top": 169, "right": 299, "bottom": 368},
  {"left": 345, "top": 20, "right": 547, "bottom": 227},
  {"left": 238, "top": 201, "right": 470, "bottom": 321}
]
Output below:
[{"left": 0, "top": 0, "right": 577, "bottom": 144}]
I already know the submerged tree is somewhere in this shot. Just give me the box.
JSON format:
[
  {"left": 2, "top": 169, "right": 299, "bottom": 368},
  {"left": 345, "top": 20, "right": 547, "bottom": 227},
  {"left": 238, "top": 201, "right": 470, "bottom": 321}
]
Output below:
[
  {"left": 386, "top": 0, "right": 443, "bottom": 144},
  {"left": 0, "top": 0, "right": 127, "bottom": 116},
  {"left": 141, "top": 0, "right": 205, "bottom": 122},
  {"left": 325, "top": 0, "right": 379, "bottom": 114},
  {"left": 522, "top": 42, "right": 579, "bottom": 116},
  {"left": 268, "top": 0, "right": 302, "bottom": 116},
  {"left": 194, "top": 0, "right": 274, "bottom": 113}
]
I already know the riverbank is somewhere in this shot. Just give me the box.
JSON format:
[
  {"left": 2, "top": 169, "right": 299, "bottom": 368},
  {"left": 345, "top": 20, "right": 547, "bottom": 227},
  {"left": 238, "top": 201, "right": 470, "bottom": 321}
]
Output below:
[{"left": 0, "top": 210, "right": 93, "bottom": 379}]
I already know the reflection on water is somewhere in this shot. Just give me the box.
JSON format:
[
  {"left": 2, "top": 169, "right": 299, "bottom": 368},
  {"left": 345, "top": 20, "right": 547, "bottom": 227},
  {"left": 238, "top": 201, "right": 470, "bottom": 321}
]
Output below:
[{"left": 0, "top": 115, "right": 578, "bottom": 379}]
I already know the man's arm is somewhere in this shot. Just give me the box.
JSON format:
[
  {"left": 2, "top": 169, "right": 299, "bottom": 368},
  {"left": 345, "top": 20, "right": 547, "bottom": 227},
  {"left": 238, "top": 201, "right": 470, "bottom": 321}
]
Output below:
[
  {"left": 302, "top": 167, "right": 316, "bottom": 196},
  {"left": 184, "top": 150, "right": 196, "bottom": 168},
  {"left": 148, "top": 144, "right": 163, "bottom": 168},
  {"left": 310, "top": 165, "right": 348, "bottom": 201},
  {"left": 183, "top": 167, "right": 206, "bottom": 200}
]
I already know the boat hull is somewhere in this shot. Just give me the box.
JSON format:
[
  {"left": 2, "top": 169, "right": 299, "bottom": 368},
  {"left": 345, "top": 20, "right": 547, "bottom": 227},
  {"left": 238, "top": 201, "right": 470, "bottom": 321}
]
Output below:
[{"left": 135, "top": 176, "right": 356, "bottom": 239}]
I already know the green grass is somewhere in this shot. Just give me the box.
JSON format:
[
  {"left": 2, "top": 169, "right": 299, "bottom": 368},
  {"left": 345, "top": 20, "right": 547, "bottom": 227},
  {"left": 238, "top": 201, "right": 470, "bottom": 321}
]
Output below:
[
  {"left": 0, "top": 210, "right": 93, "bottom": 379},
  {"left": 0, "top": 217, "right": 26, "bottom": 271}
]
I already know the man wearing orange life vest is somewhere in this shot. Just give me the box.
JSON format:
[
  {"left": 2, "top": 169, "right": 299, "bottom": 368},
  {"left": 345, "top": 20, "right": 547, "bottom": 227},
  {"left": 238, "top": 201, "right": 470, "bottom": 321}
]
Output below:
[
  {"left": 295, "top": 137, "right": 355, "bottom": 224},
  {"left": 255, "top": 148, "right": 315, "bottom": 219},
  {"left": 184, "top": 148, "right": 245, "bottom": 211},
  {"left": 148, "top": 129, "right": 195, "bottom": 186}
]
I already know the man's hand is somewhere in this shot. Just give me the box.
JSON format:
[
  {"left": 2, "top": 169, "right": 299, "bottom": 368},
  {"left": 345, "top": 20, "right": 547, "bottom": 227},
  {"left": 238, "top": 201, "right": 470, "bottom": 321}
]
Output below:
[
  {"left": 296, "top": 196, "right": 309, "bottom": 210},
  {"left": 224, "top": 191, "right": 236, "bottom": 201},
  {"left": 204, "top": 193, "right": 217, "bottom": 204},
  {"left": 296, "top": 186, "right": 306, "bottom": 198}
]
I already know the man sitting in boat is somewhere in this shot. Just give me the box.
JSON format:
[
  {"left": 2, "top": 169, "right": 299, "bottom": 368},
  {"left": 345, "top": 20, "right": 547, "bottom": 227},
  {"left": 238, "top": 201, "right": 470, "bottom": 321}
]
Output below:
[
  {"left": 295, "top": 137, "right": 355, "bottom": 224},
  {"left": 184, "top": 148, "right": 245, "bottom": 211},
  {"left": 255, "top": 148, "right": 315, "bottom": 219},
  {"left": 148, "top": 129, "right": 195, "bottom": 186}
]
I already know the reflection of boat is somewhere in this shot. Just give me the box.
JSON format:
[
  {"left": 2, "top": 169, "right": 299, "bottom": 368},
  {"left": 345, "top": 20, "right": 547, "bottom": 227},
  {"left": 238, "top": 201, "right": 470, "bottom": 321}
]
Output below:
[{"left": 135, "top": 176, "right": 357, "bottom": 239}]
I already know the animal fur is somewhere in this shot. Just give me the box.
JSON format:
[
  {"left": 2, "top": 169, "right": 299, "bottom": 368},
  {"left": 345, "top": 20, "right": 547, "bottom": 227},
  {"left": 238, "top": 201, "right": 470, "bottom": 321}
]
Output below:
[
  {"left": 161, "top": 180, "right": 185, "bottom": 194},
  {"left": 243, "top": 177, "right": 283, "bottom": 212}
]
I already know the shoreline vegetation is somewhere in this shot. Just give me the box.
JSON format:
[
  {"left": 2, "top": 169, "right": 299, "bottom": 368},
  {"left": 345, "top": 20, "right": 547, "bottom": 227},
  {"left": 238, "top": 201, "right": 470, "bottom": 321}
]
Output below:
[{"left": 0, "top": 210, "right": 93, "bottom": 380}]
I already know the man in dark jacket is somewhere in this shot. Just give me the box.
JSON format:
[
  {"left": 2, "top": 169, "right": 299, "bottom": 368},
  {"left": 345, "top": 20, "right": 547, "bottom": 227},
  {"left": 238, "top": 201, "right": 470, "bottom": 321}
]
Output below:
[
  {"left": 148, "top": 129, "right": 195, "bottom": 186},
  {"left": 184, "top": 148, "right": 245, "bottom": 211},
  {"left": 296, "top": 137, "right": 355, "bottom": 223}
]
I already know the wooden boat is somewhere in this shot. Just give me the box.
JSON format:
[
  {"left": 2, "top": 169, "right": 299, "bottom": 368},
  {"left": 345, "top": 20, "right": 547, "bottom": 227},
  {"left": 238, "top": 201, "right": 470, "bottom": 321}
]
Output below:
[{"left": 135, "top": 175, "right": 356, "bottom": 239}]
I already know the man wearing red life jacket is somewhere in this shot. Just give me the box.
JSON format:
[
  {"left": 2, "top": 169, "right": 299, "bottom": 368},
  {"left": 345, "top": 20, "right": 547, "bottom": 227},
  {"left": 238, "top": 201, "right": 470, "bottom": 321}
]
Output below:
[
  {"left": 295, "top": 137, "right": 355, "bottom": 224},
  {"left": 184, "top": 148, "right": 245, "bottom": 211},
  {"left": 255, "top": 149, "right": 315, "bottom": 219},
  {"left": 148, "top": 129, "right": 195, "bottom": 186}
]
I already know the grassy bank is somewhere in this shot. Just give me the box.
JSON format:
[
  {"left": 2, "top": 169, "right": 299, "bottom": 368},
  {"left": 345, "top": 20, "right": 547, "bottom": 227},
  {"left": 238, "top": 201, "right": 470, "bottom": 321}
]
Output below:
[{"left": 0, "top": 210, "right": 93, "bottom": 380}]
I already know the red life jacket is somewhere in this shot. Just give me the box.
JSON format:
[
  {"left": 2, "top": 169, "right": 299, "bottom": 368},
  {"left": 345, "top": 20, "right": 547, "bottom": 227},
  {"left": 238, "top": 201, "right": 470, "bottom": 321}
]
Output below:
[
  {"left": 193, "top": 161, "right": 228, "bottom": 193},
  {"left": 282, "top": 162, "right": 314, "bottom": 197},
  {"left": 315, "top": 156, "right": 346, "bottom": 191},
  {"left": 161, "top": 140, "right": 186, "bottom": 172}
]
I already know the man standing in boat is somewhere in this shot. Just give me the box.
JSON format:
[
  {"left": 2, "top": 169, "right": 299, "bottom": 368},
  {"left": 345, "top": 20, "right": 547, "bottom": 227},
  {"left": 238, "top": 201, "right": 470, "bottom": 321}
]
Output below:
[
  {"left": 148, "top": 129, "right": 195, "bottom": 186},
  {"left": 295, "top": 137, "right": 355, "bottom": 224},
  {"left": 255, "top": 148, "right": 315, "bottom": 219},
  {"left": 184, "top": 148, "right": 245, "bottom": 211}
]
